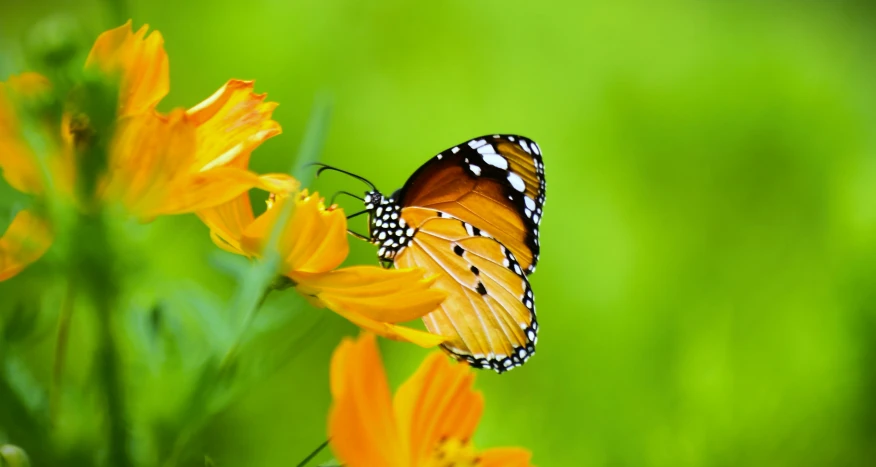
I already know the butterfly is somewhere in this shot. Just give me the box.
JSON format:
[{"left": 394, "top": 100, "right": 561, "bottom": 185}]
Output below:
[{"left": 318, "top": 134, "right": 545, "bottom": 373}]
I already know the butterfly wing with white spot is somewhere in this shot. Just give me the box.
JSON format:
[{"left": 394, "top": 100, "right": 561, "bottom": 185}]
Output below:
[{"left": 397, "top": 134, "right": 546, "bottom": 274}]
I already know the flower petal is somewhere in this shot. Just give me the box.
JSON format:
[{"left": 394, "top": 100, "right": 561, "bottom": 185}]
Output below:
[
  {"left": 197, "top": 191, "right": 255, "bottom": 256},
  {"left": 477, "top": 448, "right": 535, "bottom": 467},
  {"left": 326, "top": 302, "right": 447, "bottom": 348},
  {"left": 105, "top": 109, "right": 196, "bottom": 216},
  {"left": 328, "top": 333, "right": 405, "bottom": 467},
  {"left": 0, "top": 73, "right": 53, "bottom": 195},
  {"left": 196, "top": 173, "right": 299, "bottom": 255},
  {"left": 155, "top": 166, "right": 266, "bottom": 216},
  {"left": 186, "top": 80, "right": 281, "bottom": 170},
  {"left": 241, "top": 191, "right": 348, "bottom": 272},
  {"left": 85, "top": 21, "right": 169, "bottom": 116},
  {"left": 292, "top": 266, "right": 447, "bottom": 323},
  {"left": 392, "top": 352, "right": 482, "bottom": 465},
  {"left": 0, "top": 210, "right": 53, "bottom": 281}
]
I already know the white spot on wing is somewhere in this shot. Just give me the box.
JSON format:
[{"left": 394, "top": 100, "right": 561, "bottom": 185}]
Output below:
[
  {"left": 476, "top": 144, "right": 495, "bottom": 154},
  {"left": 532, "top": 142, "right": 541, "bottom": 155},
  {"left": 482, "top": 154, "right": 508, "bottom": 169},
  {"left": 451, "top": 146, "right": 460, "bottom": 154},
  {"left": 524, "top": 195, "right": 536, "bottom": 211},
  {"left": 469, "top": 164, "right": 482, "bottom": 176},
  {"left": 507, "top": 172, "right": 526, "bottom": 192},
  {"left": 520, "top": 140, "right": 532, "bottom": 154},
  {"left": 468, "top": 139, "right": 488, "bottom": 149}
]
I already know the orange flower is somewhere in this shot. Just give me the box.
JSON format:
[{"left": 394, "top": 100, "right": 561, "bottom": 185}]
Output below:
[
  {"left": 0, "top": 21, "right": 290, "bottom": 217},
  {"left": 0, "top": 72, "right": 60, "bottom": 196},
  {"left": 199, "top": 190, "right": 448, "bottom": 347},
  {"left": 0, "top": 73, "right": 59, "bottom": 280},
  {"left": 0, "top": 21, "right": 291, "bottom": 279},
  {"left": 329, "top": 333, "right": 535, "bottom": 467},
  {"left": 84, "top": 21, "right": 293, "bottom": 218}
]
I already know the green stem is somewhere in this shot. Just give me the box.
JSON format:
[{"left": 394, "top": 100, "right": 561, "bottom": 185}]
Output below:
[
  {"left": 50, "top": 279, "right": 75, "bottom": 421},
  {"left": 217, "top": 286, "right": 274, "bottom": 371},
  {"left": 96, "top": 297, "right": 130, "bottom": 467},
  {"left": 295, "top": 439, "right": 330, "bottom": 467},
  {"left": 163, "top": 284, "right": 276, "bottom": 467}
]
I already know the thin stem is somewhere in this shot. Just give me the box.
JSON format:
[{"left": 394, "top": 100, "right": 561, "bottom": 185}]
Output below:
[
  {"left": 96, "top": 298, "right": 130, "bottom": 467},
  {"left": 217, "top": 286, "right": 274, "bottom": 371},
  {"left": 163, "top": 285, "right": 277, "bottom": 467},
  {"left": 50, "top": 279, "right": 75, "bottom": 421},
  {"left": 295, "top": 439, "right": 330, "bottom": 467}
]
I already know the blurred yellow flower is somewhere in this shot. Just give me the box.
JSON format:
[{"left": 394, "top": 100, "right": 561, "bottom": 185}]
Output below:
[
  {"left": 0, "top": 73, "right": 60, "bottom": 280},
  {"left": 328, "top": 333, "right": 535, "bottom": 467},
  {"left": 0, "top": 21, "right": 293, "bottom": 280},
  {"left": 199, "top": 190, "right": 448, "bottom": 347}
]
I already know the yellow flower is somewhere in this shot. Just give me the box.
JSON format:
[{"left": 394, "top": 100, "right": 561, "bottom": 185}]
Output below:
[
  {"left": 199, "top": 190, "right": 448, "bottom": 347},
  {"left": 328, "top": 333, "right": 535, "bottom": 467},
  {"left": 0, "top": 73, "right": 59, "bottom": 280},
  {"left": 0, "top": 21, "right": 292, "bottom": 279},
  {"left": 0, "top": 72, "right": 61, "bottom": 196},
  {"left": 0, "top": 21, "right": 290, "bottom": 216},
  {"left": 84, "top": 21, "right": 294, "bottom": 218}
]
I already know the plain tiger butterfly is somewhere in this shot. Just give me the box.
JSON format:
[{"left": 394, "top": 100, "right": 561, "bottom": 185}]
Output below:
[{"left": 317, "top": 134, "right": 545, "bottom": 373}]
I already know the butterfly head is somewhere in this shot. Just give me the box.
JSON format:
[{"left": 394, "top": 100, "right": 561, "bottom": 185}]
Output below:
[{"left": 362, "top": 190, "right": 414, "bottom": 264}]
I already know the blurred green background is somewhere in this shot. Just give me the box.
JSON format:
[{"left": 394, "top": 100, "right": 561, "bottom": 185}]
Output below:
[{"left": 3, "top": 0, "right": 876, "bottom": 465}]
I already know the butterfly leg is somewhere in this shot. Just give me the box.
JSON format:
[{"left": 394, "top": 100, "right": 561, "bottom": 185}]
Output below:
[{"left": 347, "top": 229, "right": 371, "bottom": 242}]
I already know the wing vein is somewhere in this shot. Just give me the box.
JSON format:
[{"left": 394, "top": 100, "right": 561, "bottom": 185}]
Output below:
[{"left": 413, "top": 238, "right": 496, "bottom": 357}]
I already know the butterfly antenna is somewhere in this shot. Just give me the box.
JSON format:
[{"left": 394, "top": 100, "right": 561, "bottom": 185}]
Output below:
[
  {"left": 311, "top": 163, "right": 377, "bottom": 191},
  {"left": 330, "top": 190, "right": 364, "bottom": 205}
]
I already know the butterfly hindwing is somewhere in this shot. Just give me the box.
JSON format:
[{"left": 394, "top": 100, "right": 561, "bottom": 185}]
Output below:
[
  {"left": 395, "top": 207, "right": 537, "bottom": 373},
  {"left": 397, "top": 135, "right": 545, "bottom": 274}
]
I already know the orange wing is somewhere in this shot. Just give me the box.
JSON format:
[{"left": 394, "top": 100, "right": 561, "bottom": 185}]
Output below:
[
  {"left": 398, "top": 135, "right": 545, "bottom": 274},
  {"left": 395, "top": 207, "right": 537, "bottom": 373}
]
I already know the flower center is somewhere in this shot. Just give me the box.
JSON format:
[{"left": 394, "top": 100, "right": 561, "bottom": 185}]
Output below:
[
  {"left": 426, "top": 438, "right": 480, "bottom": 467},
  {"left": 68, "top": 113, "right": 95, "bottom": 150}
]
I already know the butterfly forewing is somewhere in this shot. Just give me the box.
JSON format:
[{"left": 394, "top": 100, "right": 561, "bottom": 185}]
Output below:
[
  {"left": 395, "top": 208, "right": 537, "bottom": 373},
  {"left": 398, "top": 135, "right": 546, "bottom": 274}
]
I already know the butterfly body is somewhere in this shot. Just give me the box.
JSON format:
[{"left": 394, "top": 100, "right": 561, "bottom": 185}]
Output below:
[{"left": 361, "top": 134, "right": 545, "bottom": 373}]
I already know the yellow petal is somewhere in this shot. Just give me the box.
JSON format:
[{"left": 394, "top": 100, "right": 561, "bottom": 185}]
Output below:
[
  {"left": 292, "top": 266, "right": 447, "bottom": 323},
  {"left": 393, "top": 352, "right": 482, "bottom": 465},
  {"left": 241, "top": 191, "right": 348, "bottom": 272},
  {"left": 283, "top": 193, "right": 348, "bottom": 272},
  {"left": 0, "top": 73, "right": 53, "bottom": 195},
  {"left": 477, "top": 448, "right": 535, "bottom": 467},
  {"left": 186, "top": 80, "right": 281, "bottom": 170},
  {"left": 105, "top": 109, "right": 196, "bottom": 216},
  {"left": 153, "top": 166, "right": 265, "bottom": 216},
  {"left": 326, "top": 303, "right": 447, "bottom": 348},
  {"left": 197, "top": 191, "right": 256, "bottom": 256},
  {"left": 328, "top": 333, "right": 406, "bottom": 467},
  {"left": 0, "top": 210, "right": 53, "bottom": 281},
  {"left": 85, "top": 21, "right": 169, "bottom": 116},
  {"left": 196, "top": 173, "right": 298, "bottom": 256}
]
